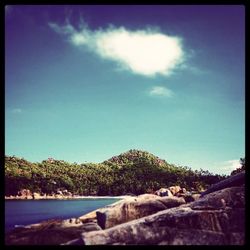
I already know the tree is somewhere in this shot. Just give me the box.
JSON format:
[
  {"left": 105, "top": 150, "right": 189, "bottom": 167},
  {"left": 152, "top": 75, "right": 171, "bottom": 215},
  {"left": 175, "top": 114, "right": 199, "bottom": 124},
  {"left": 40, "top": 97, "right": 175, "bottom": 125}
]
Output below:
[
  {"left": 240, "top": 157, "right": 245, "bottom": 168},
  {"left": 231, "top": 157, "right": 245, "bottom": 176}
]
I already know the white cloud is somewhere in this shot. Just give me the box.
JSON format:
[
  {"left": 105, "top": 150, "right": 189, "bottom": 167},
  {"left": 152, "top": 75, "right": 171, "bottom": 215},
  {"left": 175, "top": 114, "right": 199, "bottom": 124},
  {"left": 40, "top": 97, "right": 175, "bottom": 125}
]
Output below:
[
  {"left": 149, "top": 86, "right": 173, "bottom": 97},
  {"left": 49, "top": 22, "right": 185, "bottom": 77},
  {"left": 217, "top": 159, "right": 241, "bottom": 175},
  {"left": 48, "top": 22, "right": 75, "bottom": 35}
]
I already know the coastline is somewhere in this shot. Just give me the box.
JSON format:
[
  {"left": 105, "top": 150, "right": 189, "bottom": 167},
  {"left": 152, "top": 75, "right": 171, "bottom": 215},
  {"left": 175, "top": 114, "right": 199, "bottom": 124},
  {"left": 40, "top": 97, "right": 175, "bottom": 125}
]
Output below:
[{"left": 5, "top": 195, "right": 132, "bottom": 200}]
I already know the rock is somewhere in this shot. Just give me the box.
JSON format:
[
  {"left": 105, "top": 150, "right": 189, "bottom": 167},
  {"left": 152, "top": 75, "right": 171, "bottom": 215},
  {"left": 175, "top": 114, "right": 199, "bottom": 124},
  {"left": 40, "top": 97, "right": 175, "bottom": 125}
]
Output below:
[
  {"left": 55, "top": 194, "right": 64, "bottom": 199},
  {"left": 61, "top": 189, "right": 72, "bottom": 196},
  {"left": 5, "top": 195, "right": 15, "bottom": 199},
  {"left": 158, "top": 196, "right": 186, "bottom": 208},
  {"left": 96, "top": 195, "right": 185, "bottom": 229},
  {"left": 81, "top": 186, "right": 245, "bottom": 245},
  {"left": 62, "top": 238, "right": 84, "bottom": 245},
  {"left": 201, "top": 171, "right": 245, "bottom": 197},
  {"left": 177, "top": 193, "right": 201, "bottom": 203},
  {"left": 5, "top": 218, "right": 102, "bottom": 245},
  {"left": 168, "top": 186, "right": 181, "bottom": 195},
  {"left": 45, "top": 194, "right": 55, "bottom": 199},
  {"left": 182, "top": 195, "right": 194, "bottom": 203},
  {"left": 82, "top": 207, "right": 232, "bottom": 245},
  {"left": 17, "top": 189, "right": 33, "bottom": 199},
  {"left": 158, "top": 229, "right": 227, "bottom": 245},
  {"left": 17, "top": 189, "right": 30, "bottom": 196},
  {"left": 5, "top": 219, "right": 72, "bottom": 245},
  {"left": 82, "top": 214, "right": 242, "bottom": 245},
  {"left": 56, "top": 190, "right": 63, "bottom": 195},
  {"left": 190, "top": 186, "right": 244, "bottom": 210},
  {"left": 32, "top": 192, "right": 41, "bottom": 199},
  {"left": 78, "top": 210, "right": 98, "bottom": 223},
  {"left": 61, "top": 218, "right": 83, "bottom": 227},
  {"left": 229, "top": 232, "right": 245, "bottom": 245},
  {"left": 137, "top": 194, "right": 160, "bottom": 200},
  {"left": 175, "top": 188, "right": 187, "bottom": 196},
  {"left": 124, "top": 193, "right": 136, "bottom": 196},
  {"left": 96, "top": 200, "right": 164, "bottom": 230},
  {"left": 61, "top": 222, "right": 102, "bottom": 245},
  {"left": 191, "top": 194, "right": 201, "bottom": 201},
  {"left": 155, "top": 188, "right": 173, "bottom": 197},
  {"left": 81, "top": 222, "right": 102, "bottom": 232}
]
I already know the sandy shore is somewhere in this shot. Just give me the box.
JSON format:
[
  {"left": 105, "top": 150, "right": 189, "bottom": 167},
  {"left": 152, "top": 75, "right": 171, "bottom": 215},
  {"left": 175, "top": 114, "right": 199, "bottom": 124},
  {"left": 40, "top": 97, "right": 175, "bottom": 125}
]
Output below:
[{"left": 69, "top": 195, "right": 131, "bottom": 199}]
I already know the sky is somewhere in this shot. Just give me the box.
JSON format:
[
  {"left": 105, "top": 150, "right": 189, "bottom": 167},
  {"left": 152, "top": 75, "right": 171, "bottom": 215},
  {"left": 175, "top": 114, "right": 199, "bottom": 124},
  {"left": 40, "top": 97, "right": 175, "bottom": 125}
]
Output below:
[{"left": 5, "top": 5, "right": 245, "bottom": 175}]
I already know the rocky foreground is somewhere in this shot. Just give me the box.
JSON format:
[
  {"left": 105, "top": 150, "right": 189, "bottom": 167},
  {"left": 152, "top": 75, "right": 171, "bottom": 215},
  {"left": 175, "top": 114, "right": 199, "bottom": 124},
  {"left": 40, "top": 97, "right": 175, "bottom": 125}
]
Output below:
[{"left": 5, "top": 173, "right": 245, "bottom": 245}]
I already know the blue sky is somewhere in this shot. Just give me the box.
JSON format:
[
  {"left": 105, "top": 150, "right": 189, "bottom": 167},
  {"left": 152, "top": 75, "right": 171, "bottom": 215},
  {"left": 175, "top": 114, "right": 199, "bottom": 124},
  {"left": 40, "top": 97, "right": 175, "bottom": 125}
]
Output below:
[{"left": 5, "top": 5, "right": 245, "bottom": 174}]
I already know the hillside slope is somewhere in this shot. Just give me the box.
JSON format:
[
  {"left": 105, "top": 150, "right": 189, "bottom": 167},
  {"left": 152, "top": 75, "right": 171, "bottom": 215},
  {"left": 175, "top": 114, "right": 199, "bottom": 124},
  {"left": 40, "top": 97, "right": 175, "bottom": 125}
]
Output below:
[{"left": 5, "top": 150, "right": 226, "bottom": 196}]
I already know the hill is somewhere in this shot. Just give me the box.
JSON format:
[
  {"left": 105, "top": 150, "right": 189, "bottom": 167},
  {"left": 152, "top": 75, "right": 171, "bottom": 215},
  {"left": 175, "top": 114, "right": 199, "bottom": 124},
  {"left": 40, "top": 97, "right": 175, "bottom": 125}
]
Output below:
[{"left": 5, "top": 150, "right": 227, "bottom": 196}]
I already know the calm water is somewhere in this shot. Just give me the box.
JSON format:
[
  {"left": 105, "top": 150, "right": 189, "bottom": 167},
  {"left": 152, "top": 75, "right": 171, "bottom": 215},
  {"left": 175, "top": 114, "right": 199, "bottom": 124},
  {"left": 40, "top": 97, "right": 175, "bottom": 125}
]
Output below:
[{"left": 5, "top": 198, "right": 120, "bottom": 232}]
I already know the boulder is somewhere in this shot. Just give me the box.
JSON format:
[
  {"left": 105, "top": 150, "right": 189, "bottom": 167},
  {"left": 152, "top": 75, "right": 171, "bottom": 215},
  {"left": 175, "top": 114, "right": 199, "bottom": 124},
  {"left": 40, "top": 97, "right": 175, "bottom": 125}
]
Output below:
[
  {"left": 32, "top": 192, "right": 41, "bottom": 199},
  {"left": 55, "top": 194, "right": 64, "bottom": 199},
  {"left": 155, "top": 188, "right": 173, "bottom": 197},
  {"left": 175, "top": 187, "right": 187, "bottom": 196},
  {"left": 201, "top": 171, "right": 245, "bottom": 197},
  {"left": 61, "top": 218, "right": 83, "bottom": 227},
  {"left": 191, "top": 193, "right": 201, "bottom": 200},
  {"left": 158, "top": 196, "right": 186, "bottom": 208},
  {"left": 158, "top": 229, "right": 227, "bottom": 245},
  {"left": 81, "top": 186, "right": 245, "bottom": 245},
  {"left": 5, "top": 218, "right": 102, "bottom": 245},
  {"left": 61, "top": 222, "right": 102, "bottom": 245},
  {"left": 5, "top": 195, "right": 15, "bottom": 199},
  {"left": 62, "top": 238, "right": 84, "bottom": 245},
  {"left": 17, "top": 189, "right": 31, "bottom": 196},
  {"left": 80, "top": 222, "right": 102, "bottom": 232},
  {"left": 82, "top": 207, "right": 233, "bottom": 245},
  {"left": 177, "top": 193, "right": 201, "bottom": 203},
  {"left": 61, "top": 189, "right": 72, "bottom": 196},
  {"left": 17, "top": 189, "right": 33, "bottom": 199},
  {"left": 190, "top": 186, "right": 244, "bottom": 210},
  {"left": 78, "top": 210, "right": 98, "bottom": 223},
  {"left": 168, "top": 186, "right": 181, "bottom": 195},
  {"left": 96, "top": 195, "right": 185, "bottom": 229},
  {"left": 137, "top": 194, "right": 160, "bottom": 200}
]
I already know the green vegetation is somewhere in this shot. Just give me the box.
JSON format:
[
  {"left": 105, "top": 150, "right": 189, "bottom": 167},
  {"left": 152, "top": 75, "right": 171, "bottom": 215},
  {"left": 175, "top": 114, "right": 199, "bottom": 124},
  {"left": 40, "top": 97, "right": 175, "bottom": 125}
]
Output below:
[{"left": 5, "top": 150, "right": 228, "bottom": 196}]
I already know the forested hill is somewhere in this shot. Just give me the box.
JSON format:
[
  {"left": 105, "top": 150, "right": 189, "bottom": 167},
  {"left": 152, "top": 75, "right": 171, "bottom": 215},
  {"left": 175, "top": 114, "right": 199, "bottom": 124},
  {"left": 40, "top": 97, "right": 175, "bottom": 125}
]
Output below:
[{"left": 5, "top": 149, "right": 227, "bottom": 196}]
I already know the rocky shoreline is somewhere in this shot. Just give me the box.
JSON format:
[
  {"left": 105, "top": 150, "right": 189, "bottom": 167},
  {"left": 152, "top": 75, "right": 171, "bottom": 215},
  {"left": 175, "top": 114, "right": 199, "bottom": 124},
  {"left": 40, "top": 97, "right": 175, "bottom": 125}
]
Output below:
[
  {"left": 5, "top": 188, "right": 131, "bottom": 200},
  {"left": 4, "top": 186, "right": 199, "bottom": 201},
  {"left": 5, "top": 194, "right": 130, "bottom": 200},
  {"left": 5, "top": 173, "right": 245, "bottom": 245}
]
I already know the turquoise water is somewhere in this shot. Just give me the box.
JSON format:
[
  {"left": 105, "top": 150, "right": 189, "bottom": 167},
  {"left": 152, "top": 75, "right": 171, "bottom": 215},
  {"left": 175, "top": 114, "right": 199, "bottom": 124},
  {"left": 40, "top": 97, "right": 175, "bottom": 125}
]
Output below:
[{"left": 5, "top": 198, "right": 120, "bottom": 232}]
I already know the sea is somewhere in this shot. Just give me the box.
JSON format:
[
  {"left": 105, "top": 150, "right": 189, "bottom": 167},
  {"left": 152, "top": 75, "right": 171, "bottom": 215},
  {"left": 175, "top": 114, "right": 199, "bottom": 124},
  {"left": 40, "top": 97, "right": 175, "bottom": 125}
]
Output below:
[{"left": 5, "top": 198, "right": 121, "bottom": 232}]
